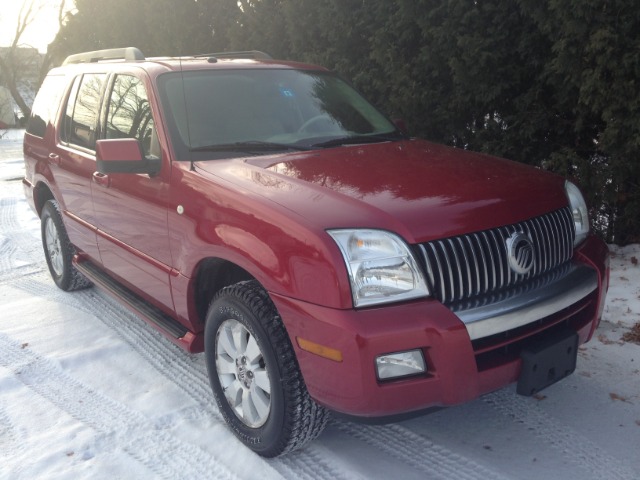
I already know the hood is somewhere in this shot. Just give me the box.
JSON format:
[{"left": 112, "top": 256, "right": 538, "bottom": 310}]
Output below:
[{"left": 197, "top": 139, "right": 568, "bottom": 243}]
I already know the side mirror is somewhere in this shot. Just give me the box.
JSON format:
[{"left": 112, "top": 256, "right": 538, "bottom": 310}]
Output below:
[{"left": 96, "top": 138, "right": 160, "bottom": 175}]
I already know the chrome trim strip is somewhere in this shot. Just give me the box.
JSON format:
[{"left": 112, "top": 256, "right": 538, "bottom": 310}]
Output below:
[
  {"left": 457, "top": 264, "right": 598, "bottom": 341},
  {"left": 447, "top": 238, "right": 464, "bottom": 301},
  {"left": 456, "top": 236, "right": 472, "bottom": 298},
  {"left": 472, "top": 232, "right": 489, "bottom": 294}
]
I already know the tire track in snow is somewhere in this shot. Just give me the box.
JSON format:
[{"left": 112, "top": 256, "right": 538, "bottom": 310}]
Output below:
[
  {"left": 0, "top": 197, "right": 19, "bottom": 275},
  {"left": 0, "top": 243, "right": 41, "bottom": 282},
  {"left": 0, "top": 394, "right": 20, "bottom": 468},
  {"left": 332, "top": 420, "right": 511, "bottom": 480},
  {"left": 68, "top": 286, "right": 350, "bottom": 480},
  {"left": 10, "top": 274, "right": 328, "bottom": 480},
  {"left": 0, "top": 197, "right": 19, "bottom": 231},
  {"left": 0, "top": 236, "right": 17, "bottom": 273},
  {"left": 483, "top": 389, "right": 637, "bottom": 480},
  {"left": 275, "top": 446, "right": 365, "bottom": 480},
  {"left": 0, "top": 333, "right": 240, "bottom": 480},
  {"left": 10, "top": 269, "right": 499, "bottom": 480},
  {"left": 0, "top": 196, "right": 42, "bottom": 281}
]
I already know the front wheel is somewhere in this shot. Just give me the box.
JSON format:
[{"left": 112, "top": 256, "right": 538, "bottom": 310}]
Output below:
[
  {"left": 41, "top": 200, "right": 91, "bottom": 291},
  {"left": 204, "top": 281, "right": 328, "bottom": 457}
]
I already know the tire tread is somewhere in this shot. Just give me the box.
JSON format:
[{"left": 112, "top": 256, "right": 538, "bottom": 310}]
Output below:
[
  {"left": 42, "top": 200, "right": 92, "bottom": 291},
  {"left": 208, "top": 280, "right": 328, "bottom": 457}
]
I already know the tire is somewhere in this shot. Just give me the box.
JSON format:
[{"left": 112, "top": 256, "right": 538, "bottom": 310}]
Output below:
[
  {"left": 41, "top": 200, "right": 92, "bottom": 291},
  {"left": 204, "top": 280, "right": 328, "bottom": 457}
]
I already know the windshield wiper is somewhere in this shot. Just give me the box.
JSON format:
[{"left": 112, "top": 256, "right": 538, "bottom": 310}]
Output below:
[
  {"left": 311, "top": 133, "right": 406, "bottom": 149},
  {"left": 190, "top": 141, "right": 314, "bottom": 153}
]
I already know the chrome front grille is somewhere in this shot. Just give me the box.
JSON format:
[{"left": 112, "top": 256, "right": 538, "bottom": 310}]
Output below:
[{"left": 416, "top": 207, "right": 575, "bottom": 306}]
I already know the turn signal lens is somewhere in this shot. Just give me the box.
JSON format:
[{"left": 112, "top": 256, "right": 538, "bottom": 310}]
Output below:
[{"left": 297, "top": 337, "right": 343, "bottom": 362}]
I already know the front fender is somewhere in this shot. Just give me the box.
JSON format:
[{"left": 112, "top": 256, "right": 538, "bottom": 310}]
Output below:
[{"left": 168, "top": 163, "right": 352, "bottom": 309}]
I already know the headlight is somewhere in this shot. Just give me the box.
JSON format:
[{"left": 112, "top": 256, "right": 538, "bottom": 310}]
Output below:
[
  {"left": 565, "top": 181, "right": 589, "bottom": 246},
  {"left": 327, "top": 229, "right": 429, "bottom": 307}
]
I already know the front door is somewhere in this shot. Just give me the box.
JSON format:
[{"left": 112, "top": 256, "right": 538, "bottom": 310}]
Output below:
[{"left": 91, "top": 72, "right": 175, "bottom": 313}]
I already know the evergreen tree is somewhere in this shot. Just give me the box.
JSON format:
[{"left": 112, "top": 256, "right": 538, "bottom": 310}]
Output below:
[{"left": 49, "top": 0, "right": 640, "bottom": 243}]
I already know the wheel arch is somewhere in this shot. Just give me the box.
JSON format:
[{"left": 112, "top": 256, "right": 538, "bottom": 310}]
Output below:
[
  {"left": 33, "top": 181, "right": 55, "bottom": 217},
  {"left": 192, "top": 257, "right": 256, "bottom": 326}
]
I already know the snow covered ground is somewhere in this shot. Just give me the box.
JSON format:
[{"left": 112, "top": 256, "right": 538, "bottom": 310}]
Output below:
[{"left": 1, "top": 129, "right": 639, "bottom": 480}]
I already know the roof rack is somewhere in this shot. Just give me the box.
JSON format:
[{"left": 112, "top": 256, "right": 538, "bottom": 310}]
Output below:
[
  {"left": 195, "top": 50, "right": 273, "bottom": 61},
  {"left": 62, "top": 47, "right": 145, "bottom": 65}
]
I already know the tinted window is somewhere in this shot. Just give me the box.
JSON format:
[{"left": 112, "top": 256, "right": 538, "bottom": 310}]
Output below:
[
  {"left": 105, "top": 75, "right": 158, "bottom": 158},
  {"left": 61, "top": 76, "right": 81, "bottom": 145},
  {"left": 66, "top": 73, "right": 106, "bottom": 150},
  {"left": 26, "top": 75, "right": 66, "bottom": 138},
  {"left": 157, "top": 69, "right": 396, "bottom": 160}
]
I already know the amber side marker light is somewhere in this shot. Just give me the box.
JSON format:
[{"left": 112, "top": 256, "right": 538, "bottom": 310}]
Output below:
[{"left": 297, "top": 337, "right": 343, "bottom": 362}]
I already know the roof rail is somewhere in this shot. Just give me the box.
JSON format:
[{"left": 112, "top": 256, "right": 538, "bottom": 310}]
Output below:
[
  {"left": 62, "top": 47, "right": 145, "bottom": 65},
  {"left": 195, "top": 50, "right": 273, "bottom": 61}
]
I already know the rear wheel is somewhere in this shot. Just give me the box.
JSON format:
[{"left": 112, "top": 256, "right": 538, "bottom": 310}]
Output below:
[
  {"left": 41, "top": 200, "right": 91, "bottom": 291},
  {"left": 204, "top": 280, "right": 328, "bottom": 457}
]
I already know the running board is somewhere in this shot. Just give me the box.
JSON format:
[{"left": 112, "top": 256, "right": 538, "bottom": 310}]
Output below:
[{"left": 75, "top": 260, "right": 189, "bottom": 339}]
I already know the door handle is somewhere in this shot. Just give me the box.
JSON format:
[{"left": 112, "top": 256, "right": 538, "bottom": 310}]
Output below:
[
  {"left": 48, "top": 153, "right": 60, "bottom": 165},
  {"left": 92, "top": 171, "right": 111, "bottom": 188}
]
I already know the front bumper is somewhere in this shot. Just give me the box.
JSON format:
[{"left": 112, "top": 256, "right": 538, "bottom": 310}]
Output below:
[
  {"left": 272, "top": 234, "right": 609, "bottom": 417},
  {"left": 459, "top": 264, "right": 597, "bottom": 340}
]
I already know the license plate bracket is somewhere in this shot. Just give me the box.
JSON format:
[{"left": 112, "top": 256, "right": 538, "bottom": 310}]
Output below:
[{"left": 516, "top": 329, "right": 579, "bottom": 396}]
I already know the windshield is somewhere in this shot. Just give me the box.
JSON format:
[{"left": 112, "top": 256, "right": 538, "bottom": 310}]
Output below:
[{"left": 157, "top": 69, "right": 399, "bottom": 160}]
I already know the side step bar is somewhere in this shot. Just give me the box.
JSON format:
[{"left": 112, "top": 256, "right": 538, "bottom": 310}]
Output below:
[{"left": 75, "top": 260, "right": 189, "bottom": 339}]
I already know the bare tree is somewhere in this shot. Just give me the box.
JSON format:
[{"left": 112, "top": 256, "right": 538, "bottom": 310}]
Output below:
[
  {"left": 38, "top": 0, "right": 69, "bottom": 84},
  {"left": 0, "top": 0, "right": 67, "bottom": 120}
]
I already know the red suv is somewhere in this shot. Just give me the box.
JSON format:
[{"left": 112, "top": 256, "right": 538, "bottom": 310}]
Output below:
[{"left": 23, "top": 47, "right": 609, "bottom": 457}]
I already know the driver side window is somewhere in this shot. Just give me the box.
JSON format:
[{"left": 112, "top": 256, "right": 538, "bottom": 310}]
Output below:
[{"left": 105, "top": 75, "right": 159, "bottom": 158}]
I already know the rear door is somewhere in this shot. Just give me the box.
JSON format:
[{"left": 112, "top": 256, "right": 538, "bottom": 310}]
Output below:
[
  {"left": 53, "top": 72, "right": 107, "bottom": 261},
  {"left": 91, "top": 71, "right": 175, "bottom": 312}
]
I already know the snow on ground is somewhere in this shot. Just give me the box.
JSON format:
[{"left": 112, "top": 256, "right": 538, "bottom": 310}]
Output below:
[{"left": 1, "top": 130, "right": 639, "bottom": 480}]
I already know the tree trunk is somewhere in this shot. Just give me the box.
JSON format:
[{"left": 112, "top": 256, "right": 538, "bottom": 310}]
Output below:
[{"left": 0, "top": 54, "right": 32, "bottom": 119}]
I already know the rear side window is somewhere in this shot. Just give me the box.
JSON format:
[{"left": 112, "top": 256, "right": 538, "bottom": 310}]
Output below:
[
  {"left": 26, "top": 75, "right": 66, "bottom": 138},
  {"left": 62, "top": 73, "right": 106, "bottom": 150},
  {"left": 105, "top": 75, "right": 158, "bottom": 158}
]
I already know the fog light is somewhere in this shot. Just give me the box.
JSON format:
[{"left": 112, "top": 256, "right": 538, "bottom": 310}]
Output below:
[{"left": 376, "top": 350, "right": 426, "bottom": 380}]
